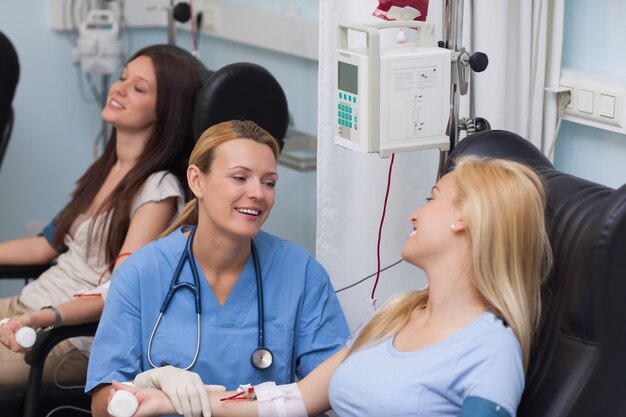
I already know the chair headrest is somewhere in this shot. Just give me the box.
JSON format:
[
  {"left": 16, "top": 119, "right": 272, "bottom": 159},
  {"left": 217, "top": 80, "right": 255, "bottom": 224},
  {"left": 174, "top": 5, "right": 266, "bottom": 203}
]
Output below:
[
  {"left": 442, "top": 130, "right": 554, "bottom": 175},
  {"left": 0, "top": 31, "right": 20, "bottom": 116},
  {"left": 139, "top": 46, "right": 288, "bottom": 148},
  {"left": 193, "top": 62, "right": 289, "bottom": 148},
  {"left": 445, "top": 129, "right": 626, "bottom": 416}
]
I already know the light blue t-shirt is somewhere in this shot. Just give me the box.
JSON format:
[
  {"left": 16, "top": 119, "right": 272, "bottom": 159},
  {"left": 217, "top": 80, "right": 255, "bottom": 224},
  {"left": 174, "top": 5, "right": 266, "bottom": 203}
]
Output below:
[
  {"left": 86, "top": 228, "right": 349, "bottom": 397},
  {"left": 328, "top": 311, "right": 524, "bottom": 417}
]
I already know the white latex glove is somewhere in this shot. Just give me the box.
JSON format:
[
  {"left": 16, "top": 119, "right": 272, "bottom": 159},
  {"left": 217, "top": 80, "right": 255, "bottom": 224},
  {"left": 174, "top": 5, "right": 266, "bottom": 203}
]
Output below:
[{"left": 134, "top": 366, "right": 213, "bottom": 417}]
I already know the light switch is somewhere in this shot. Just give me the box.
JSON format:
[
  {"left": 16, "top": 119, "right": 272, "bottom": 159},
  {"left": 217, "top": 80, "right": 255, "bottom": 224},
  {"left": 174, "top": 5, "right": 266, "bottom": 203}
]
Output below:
[
  {"left": 559, "top": 68, "right": 626, "bottom": 134},
  {"left": 578, "top": 89, "right": 594, "bottom": 114},
  {"left": 599, "top": 94, "right": 616, "bottom": 118}
]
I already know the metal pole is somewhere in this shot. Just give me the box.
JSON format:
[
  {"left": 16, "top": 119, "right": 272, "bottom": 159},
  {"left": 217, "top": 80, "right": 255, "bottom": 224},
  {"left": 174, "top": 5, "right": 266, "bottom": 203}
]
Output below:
[
  {"left": 469, "top": 0, "right": 476, "bottom": 120},
  {"left": 445, "top": 0, "right": 464, "bottom": 150},
  {"left": 437, "top": 0, "right": 465, "bottom": 179},
  {"left": 97, "top": 75, "right": 109, "bottom": 157},
  {"left": 167, "top": 0, "right": 176, "bottom": 45}
]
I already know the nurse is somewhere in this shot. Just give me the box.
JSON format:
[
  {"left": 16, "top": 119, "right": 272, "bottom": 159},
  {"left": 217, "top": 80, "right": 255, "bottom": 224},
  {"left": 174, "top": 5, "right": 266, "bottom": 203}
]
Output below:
[{"left": 88, "top": 120, "right": 349, "bottom": 417}]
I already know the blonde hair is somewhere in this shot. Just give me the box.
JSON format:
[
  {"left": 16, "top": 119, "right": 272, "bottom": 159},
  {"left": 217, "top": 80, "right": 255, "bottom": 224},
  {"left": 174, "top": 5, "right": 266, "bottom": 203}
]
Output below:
[
  {"left": 349, "top": 156, "right": 552, "bottom": 371},
  {"left": 162, "top": 120, "right": 280, "bottom": 236}
]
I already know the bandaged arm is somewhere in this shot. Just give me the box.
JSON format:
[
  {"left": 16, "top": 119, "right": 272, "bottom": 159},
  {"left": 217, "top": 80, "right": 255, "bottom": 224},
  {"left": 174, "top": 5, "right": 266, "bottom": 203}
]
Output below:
[
  {"left": 110, "top": 347, "right": 348, "bottom": 417},
  {"left": 212, "top": 346, "right": 348, "bottom": 417}
]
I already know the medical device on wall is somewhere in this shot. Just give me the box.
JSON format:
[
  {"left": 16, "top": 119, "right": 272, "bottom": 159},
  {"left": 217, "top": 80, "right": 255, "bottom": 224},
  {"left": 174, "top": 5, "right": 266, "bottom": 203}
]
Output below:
[
  {"left": 336, "top": 21, "right": 452, "bottom": 158},
  {"left": 73, "top": 9, "right": 123, "bottom": 75}
]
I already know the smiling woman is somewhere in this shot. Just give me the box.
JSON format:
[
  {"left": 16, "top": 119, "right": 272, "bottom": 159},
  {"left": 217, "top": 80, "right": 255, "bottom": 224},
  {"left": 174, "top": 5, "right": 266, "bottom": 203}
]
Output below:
[
  {"left": 87, "top": 120, "right": 350, "bottom": 417},
  {"left": 0, "top": 44, "right": 202, "bottom": 388},
  {"left": 187, "top": 134, "right": 279, "bottom": 252},
  {"left": 101, "top": 55, "right": 158, "bottom": 132}
]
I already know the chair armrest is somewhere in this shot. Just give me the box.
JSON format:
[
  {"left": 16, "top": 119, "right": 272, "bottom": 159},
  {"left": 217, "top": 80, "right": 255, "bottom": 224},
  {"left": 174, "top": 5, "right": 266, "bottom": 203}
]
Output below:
[
  {"left": 22, "top": 322, "right": 98, "bottom": 417},
  {"left": 24, "top": 322, "right": 99, "bottom": 367},
  {"left": 0, "top": 264, "right": 53, "bottom": 279}
]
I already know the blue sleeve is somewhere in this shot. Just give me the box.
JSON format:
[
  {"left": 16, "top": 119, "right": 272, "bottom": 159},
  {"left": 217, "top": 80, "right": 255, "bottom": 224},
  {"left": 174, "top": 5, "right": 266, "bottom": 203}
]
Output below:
[
  {"left": 459, "top": 397, "right": 512, "bottom": 417},
  {"left": 294, "top": 259, "right": 350, "bottom": 379},
  {"left": 40, "top": 221, "right": 56, "bottom": 244},
  {"left": 459, "top": 329, "right": 524, "bottom": 416},
  {"left": 38, "top": 211, "right": 68, "bottom": 253},
  {"left": 85, "top": 259, "right": 144, "bottom": 393}
]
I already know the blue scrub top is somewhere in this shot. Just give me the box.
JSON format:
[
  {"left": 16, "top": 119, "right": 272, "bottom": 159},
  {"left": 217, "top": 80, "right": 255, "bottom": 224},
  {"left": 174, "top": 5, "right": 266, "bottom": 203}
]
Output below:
[{"left": 86, "top": 228, "right": 349, "bottom": 392}]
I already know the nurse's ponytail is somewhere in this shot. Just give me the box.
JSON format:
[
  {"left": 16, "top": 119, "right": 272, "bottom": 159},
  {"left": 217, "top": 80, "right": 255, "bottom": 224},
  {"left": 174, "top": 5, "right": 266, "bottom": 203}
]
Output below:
[{"left": 161, "top": 199, "right": 198, "bottom": 237}]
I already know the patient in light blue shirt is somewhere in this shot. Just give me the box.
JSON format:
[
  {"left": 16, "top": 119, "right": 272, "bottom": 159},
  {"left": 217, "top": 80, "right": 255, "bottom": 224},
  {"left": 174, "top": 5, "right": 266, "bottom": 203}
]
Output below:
[{"left": 329, "top": 311, "right": 522, "bottom": 416}]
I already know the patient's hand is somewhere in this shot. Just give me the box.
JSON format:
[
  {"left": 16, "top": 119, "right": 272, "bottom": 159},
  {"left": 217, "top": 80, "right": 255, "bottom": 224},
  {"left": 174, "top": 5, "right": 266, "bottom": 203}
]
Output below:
[
  {"left": 109, "top": 381, "right": 176, "bottom": 417},
  {"left": 0, "top": 313, "right": 36, "bottom": 353}
]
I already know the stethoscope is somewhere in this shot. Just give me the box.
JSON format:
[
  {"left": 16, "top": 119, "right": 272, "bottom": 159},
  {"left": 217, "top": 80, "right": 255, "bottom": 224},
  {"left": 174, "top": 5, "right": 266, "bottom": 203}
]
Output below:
[{"left": 146, "top": 225, "right": 273, "bottom": 371}]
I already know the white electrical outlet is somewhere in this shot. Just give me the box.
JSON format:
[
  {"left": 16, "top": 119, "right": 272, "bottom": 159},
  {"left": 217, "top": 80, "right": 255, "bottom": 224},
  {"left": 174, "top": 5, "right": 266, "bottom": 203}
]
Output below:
[{"left": 560, "top": 68, "right": 626, "bottom": 135}]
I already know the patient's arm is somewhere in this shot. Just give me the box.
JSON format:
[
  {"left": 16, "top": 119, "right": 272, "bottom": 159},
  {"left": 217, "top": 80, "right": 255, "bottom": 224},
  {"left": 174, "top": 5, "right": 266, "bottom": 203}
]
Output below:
[
  {"left": 0, "top": 236, "right": 59, "bottom": 265},
  {"left": 109, "top": 347, "right": 349, "bottom": 417},
  {"left": 295, "top": 346, "right": 347, "bottom": 416},
  {"left": 64, "top": 199, "right": 179, "bottom": 323},
  {"left": 0, "top": 291, "right": 105, "bottom": 353},
  {"left": 1, "top": 199, "right": 178, "bottom": 354}
]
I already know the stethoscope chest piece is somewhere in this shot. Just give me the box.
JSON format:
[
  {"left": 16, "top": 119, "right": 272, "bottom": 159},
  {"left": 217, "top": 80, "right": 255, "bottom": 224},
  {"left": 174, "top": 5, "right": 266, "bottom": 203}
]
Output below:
[{"left": 251, "top": 347, "right": 274, "bottom": 370}]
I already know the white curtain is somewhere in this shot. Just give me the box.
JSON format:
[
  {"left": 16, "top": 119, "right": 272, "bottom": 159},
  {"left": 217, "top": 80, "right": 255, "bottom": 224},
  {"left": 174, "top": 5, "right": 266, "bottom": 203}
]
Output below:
[
  {"left": 471, "top": 0, "right": 564, "bottom": 152},
  {"left": 317, "top": 0, "right": 564, "bottom": 331}
]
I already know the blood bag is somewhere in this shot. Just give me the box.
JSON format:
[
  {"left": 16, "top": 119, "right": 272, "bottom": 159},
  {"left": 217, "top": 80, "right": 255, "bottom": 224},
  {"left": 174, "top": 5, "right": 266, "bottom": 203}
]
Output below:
[{"left": 373, "top": 0, "right": 429, "bottom": 22}]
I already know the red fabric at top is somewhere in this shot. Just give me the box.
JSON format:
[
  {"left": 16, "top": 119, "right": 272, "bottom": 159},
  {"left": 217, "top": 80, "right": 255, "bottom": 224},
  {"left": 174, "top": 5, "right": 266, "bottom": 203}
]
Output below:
[{"left": 373, "top": 0, "right": 429, "bottom": 22}]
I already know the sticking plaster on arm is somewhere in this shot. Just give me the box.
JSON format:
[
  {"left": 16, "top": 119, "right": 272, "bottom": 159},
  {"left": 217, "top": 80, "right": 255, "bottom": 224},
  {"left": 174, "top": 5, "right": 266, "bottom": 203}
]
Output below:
[{"left": 255, "top": 382, "right": 308, "bottom": 417}]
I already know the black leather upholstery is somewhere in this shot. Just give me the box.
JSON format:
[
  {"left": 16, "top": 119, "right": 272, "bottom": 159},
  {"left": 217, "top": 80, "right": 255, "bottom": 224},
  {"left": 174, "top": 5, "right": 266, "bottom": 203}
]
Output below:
[
  {"left": 0, "top": 31, "right": 20, "bottom": 173},
  {"left": 441, "top": 129, "right": 554, "bottom": 174},
  {"left": 445, "top": 130, "right": 626, "bottom": 417},
  {"left": 193, "top": 62, "right": 289, "bottom": 147},
  {"left": 0, "top": 324, "right": 99, "bottom": 417}
]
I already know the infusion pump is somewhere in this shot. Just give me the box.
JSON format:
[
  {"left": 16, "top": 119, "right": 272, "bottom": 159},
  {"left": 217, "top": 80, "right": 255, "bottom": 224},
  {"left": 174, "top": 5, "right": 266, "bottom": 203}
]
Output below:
[{"left": 336, "top": 22, "right": 452, "bottom": 157}]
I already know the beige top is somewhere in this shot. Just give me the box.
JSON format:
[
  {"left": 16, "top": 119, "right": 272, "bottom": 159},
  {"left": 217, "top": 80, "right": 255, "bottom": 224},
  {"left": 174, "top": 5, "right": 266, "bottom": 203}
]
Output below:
[{"left": 19, "top": 171, "right": 185, "bottom": 337}]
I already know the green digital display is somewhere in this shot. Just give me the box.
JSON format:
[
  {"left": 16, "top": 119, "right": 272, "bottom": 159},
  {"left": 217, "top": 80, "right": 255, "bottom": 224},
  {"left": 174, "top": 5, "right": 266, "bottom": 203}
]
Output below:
[{"left": 338, "top": 61, "right": 358, "bottom": 95}]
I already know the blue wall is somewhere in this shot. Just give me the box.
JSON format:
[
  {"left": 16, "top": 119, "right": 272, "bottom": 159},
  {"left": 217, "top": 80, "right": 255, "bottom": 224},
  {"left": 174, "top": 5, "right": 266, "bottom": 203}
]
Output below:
[
  {"left": 555, "top": 0, "right": 626, "bottom": 188},
  {"left": 2, "top": 0, "right": 625, "bottom": 298},
  {"left": 0, "top": 1, "right": 319, "bottom": 296}
]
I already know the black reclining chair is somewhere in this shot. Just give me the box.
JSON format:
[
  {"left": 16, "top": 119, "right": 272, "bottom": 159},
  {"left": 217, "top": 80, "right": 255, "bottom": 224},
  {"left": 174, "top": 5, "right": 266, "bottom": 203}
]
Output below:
[
  {"left": 0, "top": 30, "right": 20, "bottom": 173},
  {"left": 0, "top": 45, "right": 289, "bottom": 417},
  {"left": 442, "top": 130, "right": 626, "bottom": 417}
]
